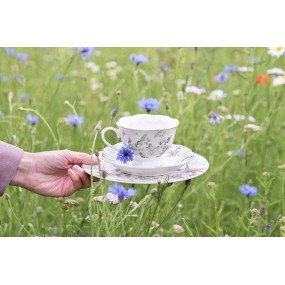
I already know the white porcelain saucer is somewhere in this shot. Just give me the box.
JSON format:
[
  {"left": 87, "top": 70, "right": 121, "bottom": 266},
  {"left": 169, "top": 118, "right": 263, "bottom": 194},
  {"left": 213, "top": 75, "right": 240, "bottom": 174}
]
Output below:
[
  {"left": 82, "top": 151, "right": 209, "bottom": 185},
  {"left": 101, "top": 143, "right": 195, "bottom": 176}
]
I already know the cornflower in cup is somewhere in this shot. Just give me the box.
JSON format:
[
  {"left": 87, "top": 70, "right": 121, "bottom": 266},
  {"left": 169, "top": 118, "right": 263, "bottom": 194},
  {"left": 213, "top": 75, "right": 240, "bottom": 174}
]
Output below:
[
  {"left": 116, "top": 147, "right": 134, "bottom": 164},
  {"left": 138, "top": 98, "right": 160, "bottom": 113}
]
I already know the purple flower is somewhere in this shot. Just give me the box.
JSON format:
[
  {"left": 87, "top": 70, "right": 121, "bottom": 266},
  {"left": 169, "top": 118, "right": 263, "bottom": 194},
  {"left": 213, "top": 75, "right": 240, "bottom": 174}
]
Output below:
[
  {"left": 14, "top": 74, "right": 22, "bottom": 81},
  {"left": 224, "top": 65, "right": 238, "bottom": 72},
  {"left": 26, "top": 114, "right": 39, "bottom": 125},
  {"left": 6, "top": 48, "right": 15, "bottom": 56},
  {"left": 265, "top": 222, "right": 271, "bottom": 235},
  {"left": 237, "top": 150, "right": 244, "bottom": 157},
  {"left": 109, "top": 183, "right": 136, "bottom": 200},
  {"left": 20, "top": 93, "right": 27, "bottom": 101},
  {"left": 239, "top": 184, "right": 258, "bottom": 197},
  {"left": 130, "top": 54, "right": 148, "bottom": 65},
  {"left": 116, "top": 147, "right": 134, "bottom": 164},
  {"left": 111, "top": 106, "right": 118, "bottom": 117},
  {"left": 67, "top": 114, "right": 84, "bottom": 127},
  {"left": 209, "top": 112, "right": 220, "bottom": 125},
  {"left": 77, "top": 47, "right": 96, "bottom": 60},
  {"left": 214, "top": 72, "right": 229, "bottom": 83},
  {"left": 138, "top": 98, "right": 160, "bottom": 112},
  {"left": 17, "top": 53, "right": 29, "bottom": 61},
  {"left": 51, "top": 229, "right": 57, "bottom": 236},
  {"left": 56, "top": 74, "right": 64, "bottom": 80}
]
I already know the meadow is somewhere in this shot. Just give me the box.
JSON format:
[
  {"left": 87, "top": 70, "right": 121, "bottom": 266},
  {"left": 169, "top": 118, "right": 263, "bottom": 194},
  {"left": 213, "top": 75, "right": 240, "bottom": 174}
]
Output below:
[{"left": 1, "top": 47, "right": 285, "bottom": 237}]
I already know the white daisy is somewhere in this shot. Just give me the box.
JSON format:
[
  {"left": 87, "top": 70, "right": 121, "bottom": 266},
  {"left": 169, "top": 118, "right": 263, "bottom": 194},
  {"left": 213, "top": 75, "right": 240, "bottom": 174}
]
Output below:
[
  {"left": 207, "top": 89, "right": 227, "bottom": 101},
  {"left": 272, "top": 75, "right": 285, "bottom": 87},
  {"left": 244, "top": 124, "right": 262, "bottom": 132},
  {"left": 268, "top": 47, "right": 285, "bottom": 58},
  {"left": 267, "top": 68, "right": 285, "bottom": 76}
]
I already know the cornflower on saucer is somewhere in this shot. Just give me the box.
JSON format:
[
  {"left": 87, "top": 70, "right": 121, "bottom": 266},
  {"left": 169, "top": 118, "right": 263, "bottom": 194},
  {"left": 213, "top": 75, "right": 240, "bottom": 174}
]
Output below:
[{"left": 116, "top": 146, "right": 134, "bottom": 164}]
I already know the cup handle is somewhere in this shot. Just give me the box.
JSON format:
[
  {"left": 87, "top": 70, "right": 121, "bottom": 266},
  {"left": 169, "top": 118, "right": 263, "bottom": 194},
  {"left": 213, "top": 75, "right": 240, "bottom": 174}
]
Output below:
[{"left": 101, "top": 127, "right": 121, "bottom": 150}]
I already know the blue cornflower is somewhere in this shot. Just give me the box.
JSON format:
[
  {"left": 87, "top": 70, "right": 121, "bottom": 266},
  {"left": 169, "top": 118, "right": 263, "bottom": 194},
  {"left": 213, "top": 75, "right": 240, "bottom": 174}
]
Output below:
[
  {"left": 109, "top": 183, "right": 136, "bottom": 200},
  {"left": 1, "top": 74, "right": 8, "bottom": 82},
  {"left": 138, "top": 98, "right": 160, "bottom": 112},
  {"left": 67, "top": 114, "right": 84, "bottom": 127},
  {"left": 51, "top": 229, "right": 57, "bottom": 236},
  {"left": 20, "top": 93, "right": 27, "bottom": 101},
  {"left": 26, "top": 114, "right": 39, "bottom": 125},
  {"left": 224, "top": 65, "right": 238, "bottom": 73},
  {"left": 0, "top": 112, "right": 4, "bottom": 120},
  {"left": 209, "top": 112, "right": 220, "bottom": 125},
  {"left": 237, "top": 150, "right": 244, "bottom": 157},
  {"left": 56, "top": 74, "right": 64, "bottom": 80},
  {"left": 17, "top": 53, "right": 29, "bottom": 61},
  {"left": 6, "top": 48, "right": 15, "bottom": 56},
  {"left": 77, "top": 47, "right": 96, "bottom": 60},
  {"left": 116, "top": 147, "right": 134, "bottom": 164},
  {"left": 130, "top": 53, "right": 148, "bottom": 65},
  {"left": 239, "top": 184, "right": 258, "bottom": 197},
  {"left": 214, "top": 72, "right": 229, "bottom": 83}
]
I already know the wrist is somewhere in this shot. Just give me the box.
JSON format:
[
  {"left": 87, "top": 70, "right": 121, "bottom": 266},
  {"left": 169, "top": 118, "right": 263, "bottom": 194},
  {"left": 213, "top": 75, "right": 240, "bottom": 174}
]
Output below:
[{"left": 10, "top": 151, "right": 33, "bottom": 188}]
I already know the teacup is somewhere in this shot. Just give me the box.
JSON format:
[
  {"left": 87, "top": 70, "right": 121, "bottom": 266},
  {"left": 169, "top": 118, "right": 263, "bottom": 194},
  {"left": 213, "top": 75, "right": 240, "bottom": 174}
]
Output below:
[{"left": 101, "top": 114, "right": 179, "bottom": 165}]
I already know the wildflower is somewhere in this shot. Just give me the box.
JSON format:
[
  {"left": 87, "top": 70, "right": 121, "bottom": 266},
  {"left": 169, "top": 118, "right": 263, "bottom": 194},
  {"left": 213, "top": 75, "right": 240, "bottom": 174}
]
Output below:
[
  {"left": 256, "top": 74, "right": 269, "bottom": 85},
  {"left": 26, "top": 114, "right": 39, "bottom": 125},
  {"left": 224, "top": 65, "right": 238, "bottom": 72},
  {"left": 6, "top": 48, "right": 15, "bottom": 56},
  {"left": 239, "top": 184, "right": 258, "bottom": 197},
  {"left": 64, "top": 199, "right": 79, "bottom": 207},
  {"left": 130, "top": 53, "right": 148, "bottom": 65},
  {"left": 17, "top": 53, "right": 29, "bottom": 61},
  {"left": 237, "top": 150, "right": 244, "bottom": 157},
  {"left": 207, "top": 182, "right": 216, "bottom": 189},
  {"left": 265, "top": 222, "right": 271, "bottom": 235},
  {"left": 161, "top": 61, "right": 170, "bottom": 72},
  {"left": 51, "top": 229, "right": 57, "bottom": 236},
  {"left": 248, "top": 116, "right": 256, "bottom": 122},
  {"left": 185, "top": 86, "right": 206, "bottom": 95},
  {"left": 108, "top": 183, "right": 136, "bottom": 201},
  {"left": 218, "top": 105, "right": 229, "bottom": 113},
  {"left": 138, "top": 98, "right": 160, "bottom": 112},
  {"left": 93, "top": 196, "right": 105, "bottom": 203},
  {"left": 237, "top": 66, "right": 254, "bottom": 72},
  {"left": 151, "top": 188, "right": 158, "bottom": 195},
  {"left": 213, "top": 72, "right": 229, "bottom": 83},
  {"left": 209, "top": 112, "right": 220, "bottom": 125},
  {"left": 56, "top": 74, "right": 64, "bottom": 80},
  {"left": 0, "top": 112, "right": 3, "bottom": 120},
  {"left": 259, "top": 204, "right": 266, "bottom": 216},
  {"left": 267, "top": 68, "right": 285, "bottom": 76},
  {"left": 172, "top": 224, "right": 184, "bottom": 233},
  {"left": 14, "top": 74, "right": 22, "bottom": 81},
  {"left": 176, "top": 91, "right": 184, "bottom": 101},
  {"left": 207, "top": 89, "right": 227, "bottom": 101},
  {"left": 66, "top": 114, "right": 84, "bottom": 127},
  {"left": 105, "top": 61, "right": 117, "bottom": 68},
  {"left": 268, "top": 47, "right": 285, "bottom": 58},
  {"left": 85, "top": 62, "right": 100, "bottom": 72},
  {"left": 111, "top": 106, "right": 118, "bottom": 117},
  {"left": 20, "top": 94, "right": 27, "bottom": 101},
  {"left": 272, "top": 75, "right": 285, "bottom": 87},
  {"left": 77, "top": 47, "right": 96, "bottom": 60},
  {"left": 244, "top": 124, "right": 262, "bottom": 132},
  {"left": 106, "top": 193, "right": 120, "bottom": 204},
  {"left": 116, "top": 147, "right": 134, "bottom": 164}
]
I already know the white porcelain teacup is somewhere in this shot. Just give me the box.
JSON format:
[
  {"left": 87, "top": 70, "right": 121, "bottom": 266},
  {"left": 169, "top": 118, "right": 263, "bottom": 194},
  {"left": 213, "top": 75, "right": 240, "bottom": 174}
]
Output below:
[{"left": 101, "top": 114, "right": 179, "bottom": 165}]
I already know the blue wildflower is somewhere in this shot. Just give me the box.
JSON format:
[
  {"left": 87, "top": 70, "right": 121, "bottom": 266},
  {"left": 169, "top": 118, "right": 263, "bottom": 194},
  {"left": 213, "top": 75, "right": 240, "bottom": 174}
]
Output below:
[
  {"left": 237, "top": 150, "right": 244, "bottom": 157},
  {"left": 109, "top": 183, "right": 136, "bottom": 200},
  {"left": 17, "top": 53, "right": 29, "bottom": 61},
  {"left": 20, "top": 93, "right": 27, "bottom": 101},
  {"left": 138, "top": 98, "right": 160, "bottom": 112},
  {"left": 209, "top": 112, "right": 220, "bottom": 125},
  {"left": 77, "top": 47, "right": 96, "bottom": 60},
  {"left": 130, "top": 54, "right": 148, "bottom": 65},
  {"left": 239, "top": 184, "right": 258, "bottom": 197},
  {"left": 6, "top": 48, "right": 15, "bottom": 56},
  {"left": 116, "top": 147, "right": 134, "bottom": 164},
  {"left": 111, "top": 106, "right": 118, "bottom": 117},
  {"left": 214, "top": 72, "right": 229, "bottom": 83},
  {"left": 51, "top": 229, "right": 57, "bottom": 236},
  {"left": 26, "top": 114, "right": 39, "bottom": 125},
  {"left": 1, "top": 74, "right": 8, "bottom": 82},
  {"left": 15, "top": 74, "right": 22, "bottom": 81},
  {"left": 224, "top": 65, "right": 238, "bottom": 72},
  {"left": 0, "top": 112, "right": 4, "bottom": 120},
  {"left": 56, "top": 74, "right": 64, "bottom": 80},
  {"left": 67, "top": 114, "right": 84, "bottom": 127}
]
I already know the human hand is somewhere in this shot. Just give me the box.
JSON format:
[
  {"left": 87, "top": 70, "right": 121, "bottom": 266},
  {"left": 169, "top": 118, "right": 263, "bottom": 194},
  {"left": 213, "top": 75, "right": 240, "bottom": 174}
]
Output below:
[{"left": 10, "top": 149, "right": 98, "bottom": 197}]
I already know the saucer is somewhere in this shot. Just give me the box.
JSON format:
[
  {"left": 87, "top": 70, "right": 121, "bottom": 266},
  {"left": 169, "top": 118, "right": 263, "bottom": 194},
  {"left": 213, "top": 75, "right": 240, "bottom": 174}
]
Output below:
[
  {"left": 101, "top": 143, "right": 195, "bottom": 176},
  {"left": 82, "top": 151, "right": 209, "bottom": 185}
]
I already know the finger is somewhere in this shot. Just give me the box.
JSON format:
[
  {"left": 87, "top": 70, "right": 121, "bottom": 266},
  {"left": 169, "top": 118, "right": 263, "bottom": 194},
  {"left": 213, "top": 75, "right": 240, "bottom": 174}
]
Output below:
[
  {"left": 65, "top": 150, "right": 99, "bottom": 165},
  {"left": 72, "top": 165, "right": 91, "bottom": 188},
  {"left": 67, "top": 168, "right": 84, "bottom": 192}
]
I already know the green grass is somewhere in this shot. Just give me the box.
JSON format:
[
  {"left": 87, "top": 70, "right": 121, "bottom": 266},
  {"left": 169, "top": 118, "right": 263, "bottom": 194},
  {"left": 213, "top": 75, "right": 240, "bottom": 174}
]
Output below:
[{"left": 1, "top": 47, "right": 285, "bottom": 237}]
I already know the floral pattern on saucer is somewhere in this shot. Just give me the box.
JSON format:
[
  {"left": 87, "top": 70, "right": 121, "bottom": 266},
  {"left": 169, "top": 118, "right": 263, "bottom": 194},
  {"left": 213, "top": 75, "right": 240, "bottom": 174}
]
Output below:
[
  {"left": 102, "top": 143, "right": 195, "bottom": 176},
  {"left": 82, "top": 151, "right": 209, "bottom": 185}
]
